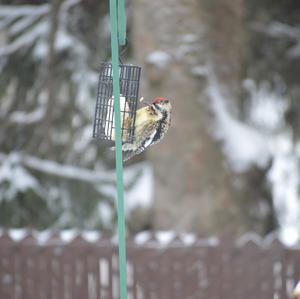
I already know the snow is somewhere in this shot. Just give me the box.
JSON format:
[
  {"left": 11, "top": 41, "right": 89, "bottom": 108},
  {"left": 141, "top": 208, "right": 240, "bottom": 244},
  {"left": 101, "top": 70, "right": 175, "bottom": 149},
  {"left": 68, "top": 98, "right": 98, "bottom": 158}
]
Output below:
[
  {"left": 0, "top": 18, "right": 15, "bottom": 31},
  {"left": 155, "top": 231, "right": 175, "bottom": 245},
  {"left": 98, "top": 202, "right": 113, "bottom": 226},
  {"left": 182, "top": 233, "right": 197, "bottom": 245},
  {"left": 243, "top": 80, "right": 288, "bottom": 132},
  {"left": 253, "top": 21, "right": 300, "bottom": 58},
  {"left": 1, "top": 229, "right": 297, "bottom": 249},
  {"left": 0, "top": 151, "right": 115, "bottom": 186},
  {"left": 134, "top": 231, "right": 215, "bottom": 247},
  {"left": 99, "top": 184, "right": 115, "bottom": 198},
  {"left": 24, "top": 154, "right": 112, "bottom": 183},
  {"left": 73, "top": 70, "right": 98, "bottom": 116},
  {"left": 74, "top": 126, "right": 92, "bottom": 153},
  {"left": 0, "top": 1, "right": 119, "bottom": 230},
  {"left": 207, "top": 76, "right": 271, "bottom": 172},
  {"left": 0, "top": 4, "right": 49, "bottom": 17},
  {"left": 60, "top": 229, "right": 79, "bottom": 242},
  {"left": 12, "top": 165, "right": 40, "bottom": 193},
  {"left": 191, "top": 65, "right": 208, "bottom": 77},
  {"left": 258, "top": 22, "right": 300, "bottom": 40},
  {"left": 134, "top": 231, "right": 151, "bottom": 245},
  {"left": 36, "top": 230, "right": 52, "bottom": 244},
  {"left": 33, "top": 39, "right": 47, "bottom": 59},
  {"left": 0, "top": 21, "right": 48, "bottom": 56},
  {"left": 135, "top": 231, "right": 182, "bottom": 246},
  {"left": 146, "top": 51, "right": 171, "bottom": 68},
  {"left": 7, "top": 228, "right": 28, "bottom": 241},
  {"left": 0, "top": 0, "right": 83, "bottom": 58},
  {"left": 207, "top": 74, "right": 300, "bottom": 245},
  {"left": 0, "top": 153, "right": 43, "bottom": 201},
  {"left": 9, "top": 13, "right": 42, "bottom": 35},
  {"left": 54, "top": 29, "right": 74, "bottom": 51},
  {"left": 0, "top": 151, "right": 153, "bottom": 226},
  {"left": 2, "top": 229, "right": 100, "bottom": 244},
  {"left": 1, "top": 2, "right": 298, "bottom": 245},
  {"left": 0, "top": 229, "right": 192, "bottom": 246},
  {"left": 125, "top": 163, "right": 154, "bottom": 211},
  {"left": 99, "top": 162, "right": 154, "bottom": 213},
  {"left": 9, "top": 105, "right": 45, "bottom": 124},
  {"left": 82, "top": 230, "right": 101, "bottom": 243},
  {"left": 180, "top": 33, "right": 199, "bottom": 43},
  {"left": 268, "top": 134, "right": 300, "bottom": 245}
]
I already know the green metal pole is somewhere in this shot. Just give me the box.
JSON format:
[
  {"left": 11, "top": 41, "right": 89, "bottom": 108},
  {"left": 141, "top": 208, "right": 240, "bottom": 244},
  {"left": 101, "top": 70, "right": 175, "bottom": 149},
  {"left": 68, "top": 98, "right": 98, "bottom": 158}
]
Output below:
[
  {"left": 117, "top": 0, "right": 126, "bottom": 45},
  {"left": 109, "top": 0, "right": 127, "bottom": 299}
]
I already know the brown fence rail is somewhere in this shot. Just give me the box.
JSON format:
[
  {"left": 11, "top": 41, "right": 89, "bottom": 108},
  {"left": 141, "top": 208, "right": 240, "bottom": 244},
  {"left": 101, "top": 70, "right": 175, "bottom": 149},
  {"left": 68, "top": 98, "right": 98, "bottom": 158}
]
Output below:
[{"left": 0, "top": 230, "right": 299, "bottom": 299}]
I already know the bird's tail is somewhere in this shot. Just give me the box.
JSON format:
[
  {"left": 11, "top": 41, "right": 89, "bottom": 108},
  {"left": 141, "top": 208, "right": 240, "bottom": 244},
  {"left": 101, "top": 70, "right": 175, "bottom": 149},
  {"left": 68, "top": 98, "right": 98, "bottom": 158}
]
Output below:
[
  {"left": 110, "top": 143, "right": 136, "bottom": 162},
  {"left": 122, "top": 149, "right": 136, "bottom": 161}
]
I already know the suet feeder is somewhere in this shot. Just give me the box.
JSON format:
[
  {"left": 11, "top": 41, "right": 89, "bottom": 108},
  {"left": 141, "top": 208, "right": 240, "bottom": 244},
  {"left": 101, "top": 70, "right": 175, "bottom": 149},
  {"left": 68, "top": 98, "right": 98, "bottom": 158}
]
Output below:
[{"left": 93, "top": 62, "right": 141, "bottom": 144}]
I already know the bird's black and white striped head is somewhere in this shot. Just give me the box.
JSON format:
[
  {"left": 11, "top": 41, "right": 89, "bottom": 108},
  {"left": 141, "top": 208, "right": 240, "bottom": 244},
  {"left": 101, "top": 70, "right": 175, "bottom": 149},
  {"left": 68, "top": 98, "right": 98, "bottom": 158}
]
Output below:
[{"left": 151, "top": 97, "right": 171, "bottom": 114}]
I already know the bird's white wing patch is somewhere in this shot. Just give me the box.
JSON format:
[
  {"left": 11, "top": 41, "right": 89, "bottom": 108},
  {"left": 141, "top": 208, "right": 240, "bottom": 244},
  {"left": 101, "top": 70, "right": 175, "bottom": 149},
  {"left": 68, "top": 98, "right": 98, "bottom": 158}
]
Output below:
[{"left": 144, "top": 130, "right": 156, "bottom": 148}]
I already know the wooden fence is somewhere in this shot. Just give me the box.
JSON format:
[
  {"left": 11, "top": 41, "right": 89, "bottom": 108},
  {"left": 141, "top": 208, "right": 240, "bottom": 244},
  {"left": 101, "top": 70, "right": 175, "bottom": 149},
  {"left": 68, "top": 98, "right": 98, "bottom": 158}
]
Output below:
[{"left": 0, "top": 230, "right": 299, "bottom": 299}]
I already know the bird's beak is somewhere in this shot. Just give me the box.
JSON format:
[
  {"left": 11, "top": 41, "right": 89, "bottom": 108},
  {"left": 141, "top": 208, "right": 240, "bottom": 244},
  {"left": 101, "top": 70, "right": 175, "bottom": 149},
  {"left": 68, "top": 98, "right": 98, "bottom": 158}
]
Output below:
[{"left": 138, "top": 97, "right": 151, "bottom": 105}]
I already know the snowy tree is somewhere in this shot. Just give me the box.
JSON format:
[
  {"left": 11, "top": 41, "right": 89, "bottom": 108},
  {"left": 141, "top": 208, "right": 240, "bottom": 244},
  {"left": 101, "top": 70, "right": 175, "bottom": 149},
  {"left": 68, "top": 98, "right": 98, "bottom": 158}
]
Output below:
[
  {"left": 0, "top": 0, "right": 110, "bottom": 229},
  {"left": 0, "top": 0, "right": 152, "bottom": 231},
  {"left": 242, "top": 0, "right": 300, "bottom": 243}
]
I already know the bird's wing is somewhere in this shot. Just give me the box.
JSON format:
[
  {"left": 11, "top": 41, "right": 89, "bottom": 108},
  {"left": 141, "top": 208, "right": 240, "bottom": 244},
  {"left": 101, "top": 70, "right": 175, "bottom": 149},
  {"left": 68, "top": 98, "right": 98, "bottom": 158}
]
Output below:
[
  {"left": 122, "top": 120, "right": 157, "bottom": 154},
  {"left": 122, "top": 125, "right": 156, "bottom": 162}
]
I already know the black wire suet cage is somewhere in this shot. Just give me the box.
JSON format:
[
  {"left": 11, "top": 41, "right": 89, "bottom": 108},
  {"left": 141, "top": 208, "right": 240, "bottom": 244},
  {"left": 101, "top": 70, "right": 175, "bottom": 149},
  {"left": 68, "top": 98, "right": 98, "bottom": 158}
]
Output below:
[{"left": 93, "top": 63, "right": 141, "bottom": 144}]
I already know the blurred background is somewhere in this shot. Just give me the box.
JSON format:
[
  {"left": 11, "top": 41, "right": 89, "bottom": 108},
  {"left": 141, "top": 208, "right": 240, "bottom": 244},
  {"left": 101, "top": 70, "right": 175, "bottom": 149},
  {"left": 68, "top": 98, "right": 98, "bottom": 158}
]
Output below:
[{"left": 0, "top": 0, "right": 299, "bottom": 245}]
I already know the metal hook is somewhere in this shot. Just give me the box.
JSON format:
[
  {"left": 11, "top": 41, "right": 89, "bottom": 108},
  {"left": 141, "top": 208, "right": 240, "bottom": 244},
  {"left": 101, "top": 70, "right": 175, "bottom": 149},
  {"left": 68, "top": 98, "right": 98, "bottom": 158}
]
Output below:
[{"left": 119, "top": 37, "right": 129, "bottom": 64}]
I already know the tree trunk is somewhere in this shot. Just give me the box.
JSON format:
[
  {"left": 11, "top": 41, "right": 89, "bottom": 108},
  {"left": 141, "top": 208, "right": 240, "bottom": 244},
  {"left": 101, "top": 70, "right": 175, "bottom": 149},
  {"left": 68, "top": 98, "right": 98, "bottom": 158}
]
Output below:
[{"left": 131, "top": 0, "right": 271, "bottom": 235}]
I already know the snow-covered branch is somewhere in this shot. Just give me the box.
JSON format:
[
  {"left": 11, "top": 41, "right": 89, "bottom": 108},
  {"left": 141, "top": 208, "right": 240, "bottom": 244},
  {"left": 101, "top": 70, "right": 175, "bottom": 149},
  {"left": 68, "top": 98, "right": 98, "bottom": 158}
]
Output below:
[
  {"left": 9, "top": 13, "right": 43, "bottom": 35},
  {"left": 253, "top": 21, "right": 300, "bottom": 58},
  {"left": 0, "top": 152, "right": 46, "bottom": 201},
  {"left": 0, "top": 4, "right": 49, "bottom": 56},
  {"left": 255, "top": 22, "right": 300, "bottom": 39},
  {"left": 0, "top": 152, "right": 150, "bottom": 187},
  {"left": 0, "top": 0, "right": 82, "bottom": 57},
  {"left": 9, "top": 108, "right": 45, "bottom": 125},
  {"left": 0, "top": 21, "right": 48, "bottom": 56},
  {"left": 0, "top": 4, "right": 49, "bottom": 18},
  {"left": 0, "top": 152, "right": 108, "bottom": 183},
  {"left": 25, "top": 155, "right": 111, "bottom": 183}
]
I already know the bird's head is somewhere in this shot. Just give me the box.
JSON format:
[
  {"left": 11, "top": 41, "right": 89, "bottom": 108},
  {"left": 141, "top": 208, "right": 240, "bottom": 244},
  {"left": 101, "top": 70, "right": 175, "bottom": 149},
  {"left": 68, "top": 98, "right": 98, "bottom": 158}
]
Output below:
[{"left": 152, "top": 97, "right": 171, "bottom": 113}]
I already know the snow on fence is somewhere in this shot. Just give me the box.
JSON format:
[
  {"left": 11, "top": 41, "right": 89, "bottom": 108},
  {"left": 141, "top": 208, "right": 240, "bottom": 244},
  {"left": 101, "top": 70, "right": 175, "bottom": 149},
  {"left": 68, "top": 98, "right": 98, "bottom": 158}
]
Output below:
[{"left": 0, "top": 230, "right": 299, "bottom": 299}]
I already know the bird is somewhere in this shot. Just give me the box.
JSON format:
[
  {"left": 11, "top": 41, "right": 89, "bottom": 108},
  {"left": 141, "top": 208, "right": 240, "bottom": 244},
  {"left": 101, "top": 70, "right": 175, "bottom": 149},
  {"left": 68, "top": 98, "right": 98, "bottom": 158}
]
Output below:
[{"left": 120, "top": 96, "right": 172, "bottom": 161}]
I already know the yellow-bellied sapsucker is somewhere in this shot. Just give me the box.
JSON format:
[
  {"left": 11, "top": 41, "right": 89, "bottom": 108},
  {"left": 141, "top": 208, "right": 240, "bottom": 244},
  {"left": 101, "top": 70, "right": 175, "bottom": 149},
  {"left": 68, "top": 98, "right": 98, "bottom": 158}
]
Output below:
[{"left": 122, "top": 97, "right": 172, "bottom": 161}]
